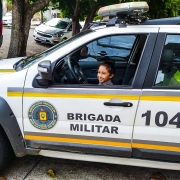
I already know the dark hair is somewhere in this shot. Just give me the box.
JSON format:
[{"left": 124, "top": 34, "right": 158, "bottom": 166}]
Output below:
[{"left": 100, "top": 60, "right": 116, "bottom": 75}]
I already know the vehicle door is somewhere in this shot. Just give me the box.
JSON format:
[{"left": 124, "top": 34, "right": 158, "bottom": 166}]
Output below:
[
  {"left": 132, "top": 28, "right": 180, "bottom": 162},
  {"left": 22, "top": 28, "right": 158, "bottom": 158}
]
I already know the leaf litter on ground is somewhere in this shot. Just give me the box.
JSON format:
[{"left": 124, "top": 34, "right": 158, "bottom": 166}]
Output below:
[
  {"left": 46, "top": 169, "right": 57, "bottom": 178},
  {"left": 150, "top": 172, "right": 166, "bottom": 180}
]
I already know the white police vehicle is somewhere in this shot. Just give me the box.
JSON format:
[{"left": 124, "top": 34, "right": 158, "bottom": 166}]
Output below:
[{"left": 1, "top": 1, "right": 180, "bottom": 170}]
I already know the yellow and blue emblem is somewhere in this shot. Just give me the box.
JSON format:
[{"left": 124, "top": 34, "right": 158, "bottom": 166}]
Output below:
[{"left": 28, "top": 101, "right": 58, "bottom": 130}]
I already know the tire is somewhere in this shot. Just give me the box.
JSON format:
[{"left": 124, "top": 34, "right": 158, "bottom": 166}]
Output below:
[
  {"left": 0, "top": 126, "right": 14, "bottom": 169},
  {"left": 35, "top": 40, "right": 41, "bottom": 43},
  {"left": 62, "top": 38, "right": 67, "bottom": 42}
]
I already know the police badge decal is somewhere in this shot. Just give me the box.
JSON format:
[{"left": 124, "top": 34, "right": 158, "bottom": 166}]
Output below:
[{"left": 28, "top": 101, "right": 58, "bottom": 130}]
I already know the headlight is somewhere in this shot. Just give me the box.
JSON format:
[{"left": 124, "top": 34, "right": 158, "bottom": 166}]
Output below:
[{"left": 53, "top": 33, "right": 63, "bottom": 37}]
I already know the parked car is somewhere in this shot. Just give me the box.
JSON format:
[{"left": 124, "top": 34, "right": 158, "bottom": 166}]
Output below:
[
  {"left": 33, "top": 18, "right": 71, "bottom": 45},
  {"left": 1, "top": 2, "right": 180, "bottom": 171},
  {"left": 60, "top": 21, "right": 107, "bottom": 42},
  {"left": 60, "top": 23, "right": 82, "bottom": 42},
  {"left": 3, "top": 12, "right": 12, "bottom": 26}
]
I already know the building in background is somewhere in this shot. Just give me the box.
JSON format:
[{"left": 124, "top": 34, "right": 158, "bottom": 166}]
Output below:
[
  {"left": 43, "top": 7, "right": 60, "bottom": 21},
  {"left": 31, "top": 7, "right": 60, "bottom": 25},
  {"left": 2, "top": 1, "right": 61, "bottom": 26}
]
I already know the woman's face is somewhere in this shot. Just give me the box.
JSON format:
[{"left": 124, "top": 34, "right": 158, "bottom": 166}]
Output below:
[{"left": 97, "top": 65, "right": 114, "bottom": 83}]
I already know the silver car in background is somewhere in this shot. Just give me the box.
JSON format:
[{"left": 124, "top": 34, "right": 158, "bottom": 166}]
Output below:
[
  {"left": 33, "top": 18, "right": 71, "bottom": 45},
  {"left": 3, "top": 12, "right": 12, "bottom": 26}
]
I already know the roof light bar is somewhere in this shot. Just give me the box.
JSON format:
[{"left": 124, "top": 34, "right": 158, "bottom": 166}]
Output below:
[{"left": 98, "top": 2, "right": 149, "bottom": 18}]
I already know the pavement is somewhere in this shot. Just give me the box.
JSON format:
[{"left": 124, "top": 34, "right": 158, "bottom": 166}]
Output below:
[
  {"left": 0, "top": 155, "right": 178, "bottom": 180},
  {"left": 1, "top": 155, "right": 180, "bottom": 180}
]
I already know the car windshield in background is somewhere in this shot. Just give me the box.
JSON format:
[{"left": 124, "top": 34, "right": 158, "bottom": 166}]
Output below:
[
  {"left": 45, "top": 18, "right": 69, "bottom": 29},
  {"left": 90, "top": 21, "right": 107, "bottom": 29}
]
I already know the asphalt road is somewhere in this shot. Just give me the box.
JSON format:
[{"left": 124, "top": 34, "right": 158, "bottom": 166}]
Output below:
[{"left": 1, "top": 27, "right": 180, "bottom": 180}]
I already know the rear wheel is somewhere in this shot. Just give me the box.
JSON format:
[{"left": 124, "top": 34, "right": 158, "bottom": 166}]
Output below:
[{"left": 0, "top": 126, "right": 14, "bottom": 169}]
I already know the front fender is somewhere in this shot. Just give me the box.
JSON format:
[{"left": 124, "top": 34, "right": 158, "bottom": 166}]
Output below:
[{"left": 0, "top": 96, "right": 26, "bottom": 157}]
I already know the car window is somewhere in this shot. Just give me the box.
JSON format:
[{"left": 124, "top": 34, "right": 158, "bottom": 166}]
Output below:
[
  {"left": 79, "top": 35, "right": 136, "bottom": 62},
  {"left": 53, "top": 34, "right": 147, "bottom": 86},
  {"left": 155, "top": 35, "right": 180, "bottom": 87}
]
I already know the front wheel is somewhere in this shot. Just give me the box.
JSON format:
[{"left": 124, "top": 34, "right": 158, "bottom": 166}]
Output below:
[
  {"left": 35, "top": 40, "right": 41, "bottom": 43},
  {"left": 62, "top": 38, "right": 67, "bottom": 42},
  {"left": 0, "top": 126, "right": 14, "bottom": 169}
]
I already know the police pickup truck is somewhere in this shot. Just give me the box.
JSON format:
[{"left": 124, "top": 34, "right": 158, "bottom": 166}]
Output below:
[{"left": 1, "top": 2, "right": 180, "bottom": 170}]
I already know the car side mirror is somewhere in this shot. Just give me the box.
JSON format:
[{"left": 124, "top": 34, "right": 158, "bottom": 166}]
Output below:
[{"left": 36, "top": 60, "right": 52, "bottom": 86}]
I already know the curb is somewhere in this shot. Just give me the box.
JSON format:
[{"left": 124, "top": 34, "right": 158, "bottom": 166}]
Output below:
[{"left": 3, "top": 26, "right": 37, "bottom": 29}]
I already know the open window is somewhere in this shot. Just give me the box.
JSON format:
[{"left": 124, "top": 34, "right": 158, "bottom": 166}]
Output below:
[{"left": 51, "top": 34, "right": 147, "bottom": 86}]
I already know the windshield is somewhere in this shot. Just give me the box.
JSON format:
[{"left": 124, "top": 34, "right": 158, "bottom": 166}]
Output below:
[
  {"left": 14, "top": 29, "right": 94, "bottom": 71},
  {"left": 45, "top": 18, "right": 70, "bottom": 29}
]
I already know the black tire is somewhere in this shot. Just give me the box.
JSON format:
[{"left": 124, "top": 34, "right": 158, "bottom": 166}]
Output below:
[
  {"left": 35, "top": 40, "right": 41, "bottom": 43},
  {"left": 62, "top": 38, "right": 67, "bottom": 42},
  {"left": 0, "top": 126, "right": 14, "bottom": 169}
]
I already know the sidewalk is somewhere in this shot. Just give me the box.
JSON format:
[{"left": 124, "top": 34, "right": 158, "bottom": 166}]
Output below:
[{"left": 3, "top": 25, "right": 37, "bottom": 29}]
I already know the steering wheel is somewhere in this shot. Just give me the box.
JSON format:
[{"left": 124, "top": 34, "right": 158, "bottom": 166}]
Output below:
[{"left": 67, "top": 57, "right": 88, "bottom": 84}]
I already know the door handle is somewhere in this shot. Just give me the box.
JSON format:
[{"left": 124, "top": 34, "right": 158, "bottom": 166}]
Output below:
[{"left": 104, "top": 102, "right": 133, "bottom": 107}]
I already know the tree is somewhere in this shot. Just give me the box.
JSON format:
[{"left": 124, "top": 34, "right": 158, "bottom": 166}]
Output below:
[
  {"left": 120, "top": 0, "right": 180, "bottom": 18},
  {"left": 54, "top": 0, "right": 120, "bottom": 36},
  {"left": 7, "top": 0, "right": 51, "bottom": 58},
  {"left": 7, "top": 0, "right": 180, "bottom": 58},
  {"left": 147, "top": 0, "right": 180, "bottom": 18}
]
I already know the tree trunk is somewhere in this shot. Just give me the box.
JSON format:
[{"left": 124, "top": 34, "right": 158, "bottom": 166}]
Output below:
[
  {"left": 8, "top": 0, "right": 51, "bottom": 58},
  {"left": 82, "top": 5, "right": 97, "bottom": 31},
  {"left": 72, "top": 0, "right": 80, "bottom": 36},
  {"left": 41, "top": 10, "right": 43, "bottom": 23}
]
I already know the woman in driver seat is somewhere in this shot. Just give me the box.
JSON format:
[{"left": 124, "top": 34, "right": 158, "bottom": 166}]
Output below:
[{"left": 97, "top": 60, "right": 116, "bottom": 85}]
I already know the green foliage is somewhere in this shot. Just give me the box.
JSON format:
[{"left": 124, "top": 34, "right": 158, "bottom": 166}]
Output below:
[
  {"left": 120, "top": 0, "right": 180, "bottom": 18},
  {"left": 53, "top": 0, "right": 180, "bottom": 21},
  {"left": 6, "top": 0, "right": 176, "bottom": 20},
  {"left": 7, "top": 0, "right": 12, "bottom": 3},
  {"left": 53, "top": 0, "right": 120, "bottom": 20},
  {"left": 7, "top": 0, "right": 180, "bottom": 19}
]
